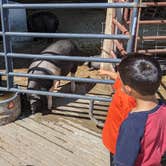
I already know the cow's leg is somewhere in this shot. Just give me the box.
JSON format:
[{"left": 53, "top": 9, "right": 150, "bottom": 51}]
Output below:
[
  {"left": 70, "top": 64, "right": 78, "bottom": 93},
  {"left": 0, "top": 76, "right": 2, "bottom": 86},
  {"left": 0, "top": 76, "right": 3, "bottom": 96},
  {"left": 29, "top": 94, "right": 41, "bottom": 114},
  {"left": 71, "top": 72, "right": 76, "bottom": 93},
  {"left": 40, "top": 95, "right": 51, "bottom": 115},
  {"left": 48, "top": 86, "right": 54, "bottom": 110}
]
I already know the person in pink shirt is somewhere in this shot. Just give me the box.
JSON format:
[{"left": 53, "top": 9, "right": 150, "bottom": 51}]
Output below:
[{"left": 113, "top": 54, "right": 166, "bottom": 165}]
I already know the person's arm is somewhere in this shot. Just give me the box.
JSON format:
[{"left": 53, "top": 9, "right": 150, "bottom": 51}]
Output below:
[
  {"left": 98, "top": 69, "right": 118, "bottom": 80},
  {"left": 113, "top": 115, "right": 147, "bottom": 166}
]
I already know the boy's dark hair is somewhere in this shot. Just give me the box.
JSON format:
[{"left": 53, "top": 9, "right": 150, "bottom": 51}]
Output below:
[{"left": 118, "top": 53, "right": 162, "bottom": 96}]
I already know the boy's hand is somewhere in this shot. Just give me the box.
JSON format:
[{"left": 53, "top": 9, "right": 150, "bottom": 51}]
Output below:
[
  {"left": 98, "top": 69, "right": 110, "bottom": 76},
  {"left": 98, "top": 69, "right": 118, "bottom": 80}
]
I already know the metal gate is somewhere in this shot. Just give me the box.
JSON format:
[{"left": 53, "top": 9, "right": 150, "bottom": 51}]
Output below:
[{"left": 0, "top": 0, "right": 163, "bottom": 125}]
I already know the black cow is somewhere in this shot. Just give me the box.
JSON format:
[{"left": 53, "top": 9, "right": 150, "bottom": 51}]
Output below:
[
  {"left": 27, "top": 40, "right": 79, "bottom": 114},
  {"left": 27, "top": 11, "right": 59, "bottom": 41},
  {"left": 87, "top": 55, "right": 101, "bottom": 71}
]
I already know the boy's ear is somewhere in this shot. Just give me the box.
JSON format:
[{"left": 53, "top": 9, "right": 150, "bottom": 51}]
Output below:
[{"left": 123, "top": 85, "right": 132, "bottom": 95}]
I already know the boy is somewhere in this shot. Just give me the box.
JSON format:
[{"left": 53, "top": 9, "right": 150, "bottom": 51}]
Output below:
[
  {"left": 113, "top": 54, "right": 166, "bottom": 165},
  {"left": 99, "top": 69, "right": 136, "bottom": 165}
]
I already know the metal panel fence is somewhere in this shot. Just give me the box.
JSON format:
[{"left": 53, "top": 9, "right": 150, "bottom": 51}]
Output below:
[{"left": 0, "top": 0, "right": 139, "bottom": 125}]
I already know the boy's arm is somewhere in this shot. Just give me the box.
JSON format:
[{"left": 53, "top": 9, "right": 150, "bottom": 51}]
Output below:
[
  {"left": 113, "top": 115, "right": 147, "bottom": 166},
  {"left": 98, "top": 69, "right": 118, "bottom": 80}
]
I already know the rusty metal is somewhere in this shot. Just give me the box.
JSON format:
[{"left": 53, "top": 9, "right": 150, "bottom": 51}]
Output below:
[
  {"left": 123, "top": 8, "right": 129, "bottom": 23},
  {"left": 112, "top": 18, "right": 129, "bottom": 35},
  {"left": 114, "top": 40, "right": 127, "bottom": 55},
  {"left": 137, "top": 36, "right": 166, "bottom": 41},
  {"left": 134, "top": 0, "right": 142, "bottom": 52},
  {"left": 101, "top": 48, "right": 117, "bottom": 58},
  {"left": 112, "top": 0, "right": 166, "bottom": 56},
  {"left": 142, "top": 2, "right": 166, "bottom": 7},
  {"left": 138, "top": 49, "right": 166, "bottom": 54},
  {"left": 126, "top": 0, "right": 140, "bottom": 52},
  {"left": 110, "top": 50, "right": 117, "bottom": 58},
  {"left": 127, "top": 20, "right": 166, "bottom": 25}
]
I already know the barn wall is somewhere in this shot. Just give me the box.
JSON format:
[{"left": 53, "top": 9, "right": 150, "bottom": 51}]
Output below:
[
  {"left": 27, "top": 8, "right": 106, "bottom": 56},
  {"left": 12, "top": 0, "right": 106, "bottom": 56},
  {"left": 0, "top": 8, "right": 106, "bottom": 69}
]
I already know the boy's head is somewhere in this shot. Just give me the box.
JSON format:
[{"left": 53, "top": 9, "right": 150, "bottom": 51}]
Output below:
[{"left": 118, "top": 54, "right": 162, "bottom": 96}]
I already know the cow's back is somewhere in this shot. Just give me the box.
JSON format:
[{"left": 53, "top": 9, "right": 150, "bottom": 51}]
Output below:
[{"left": 41, "top": 40, "right": 79, "bottom": 75}]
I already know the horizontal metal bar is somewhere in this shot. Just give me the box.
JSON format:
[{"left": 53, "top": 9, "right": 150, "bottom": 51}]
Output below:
[
  {"left": 10, "top": 88, "right": 112, "bottom": 102},
  {"left": 9, "top": 72, "right": 115, "bottom": 84},
  {"left": 138, "top": 49, "right": 166, "bottom": 54},
  {"left": 3, "top": 53, "right": 121, "bottom": 63},
  {"left": 2, "top": 3, "right": 138, "bottom": 9},
  {"left": 127, "top": 20, "right": 166, "bottom": 25},
  {"left": 142, "top": 2, "right": 166, "bottom": 7},
  {"left": 0, "top": 87, "right": 8, "bottom": 91},
  {"left": 137, "top": 36, "right": 166, "bottom": 41},
  {"left": 0, "top": 71, "right": 6, "bottom": 76},
  {"left": 3, "top": 32, "right": 130, "bottom": 40}
]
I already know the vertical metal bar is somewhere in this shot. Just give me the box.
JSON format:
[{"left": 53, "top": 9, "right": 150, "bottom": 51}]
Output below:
[
  {"left": 89, "top": 100, "right": 103, "bottom": 126},
  {"left": 0, "top": 0, "right": 13, "bottom": 89},
  {"left": 126, "top": 0, "right": 140, "bottom": 52},
  {"left": 123, "top": 8, "right": 129, "bottom": 23},
  {"left": 133, "top": 0, "right": 142, "bottom": 52}
]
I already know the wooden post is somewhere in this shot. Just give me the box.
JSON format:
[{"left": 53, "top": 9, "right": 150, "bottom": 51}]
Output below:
[{"left": 101, "top": 0, "right": 115, "bottom": 72}]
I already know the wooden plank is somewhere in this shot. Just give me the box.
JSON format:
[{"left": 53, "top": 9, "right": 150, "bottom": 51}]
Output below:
[
  {"left": 13, "top": 122, "right": 73, "bottom": 166},
  {"left": 0, "top": 146, "right": 26, "bottom": 166},
  {"left": 52, "top": 99, "right": 108, "bottom": 121},
  {"left": 101, "top": 0, "right": 115, "bottom": 71},
  {"left": 17, "top": 118, "right": 108, "bottom": 166},
  {"left": 0, "top": 117, "right": 109, "bottom": 166},
  {"left": 0, "top": 154, "right": 12, "bottom": 166},
  {"left": 0, "top": 125, "right": 43, "bottom": 166},
  {"left": 0, "top": 122, "right": 71, "bottom": 166}
]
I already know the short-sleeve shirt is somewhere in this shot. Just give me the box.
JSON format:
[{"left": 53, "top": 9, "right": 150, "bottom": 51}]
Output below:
[
  {"left": 114, "top": 101, "right": 166, "bottom": 166},
  {"left": 102, "top": 78, "right": 136, "bottom": 154}
]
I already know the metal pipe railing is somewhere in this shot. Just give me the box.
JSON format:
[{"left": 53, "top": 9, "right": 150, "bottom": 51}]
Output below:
[
  {"left": 3, "top": 53, "right": 121, "bottom": 63},
  {"left": 142, "top": 2, "right": 166, "bottom": 7},
  {"left": 127, "top": 20, "right": 166, "bottom": 25},
  {"left": 0, "top": 71, "right": 6, "bottom": 76},
  {"left": 137, "top": 36, "right": 166, "bottom": 41},
  {"left": 126, "top": 0, "right": 140, "bottom": 52},
  {"left": 114, "top": 40, "right": 127, "bottom": 55},
  {"left": 10, "top": 88, "right": 112, "bottom": 102},
  {"left": 9, "top": 72, "right": 115, "bottom": 85},
  {"left": 138, "top": 49, "right": 166, "bottom": 54},
  {"left": 0, "top": 32, "right": 130, "bottom": 40},
  {"left": 0, "top": 0, "right": 13, "bottom": 90},
  {"left": 2, "top": 3, "right": 139, "bottom": 9},
  {"left": 1, "top": 0, "right": 164, "bottom": 125},
  {"left": 113, "top": 18, "right": 129, "bottom": 35}
]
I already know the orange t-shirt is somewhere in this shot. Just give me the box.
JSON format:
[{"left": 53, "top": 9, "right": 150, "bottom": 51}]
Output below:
[{"left": 102, "top": 78, "right": 136, "bottom": 154}]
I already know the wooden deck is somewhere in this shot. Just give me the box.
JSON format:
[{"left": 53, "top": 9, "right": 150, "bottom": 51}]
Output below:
[{"left": 0, "top": 99, "right": 109, "bottom": 166}]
